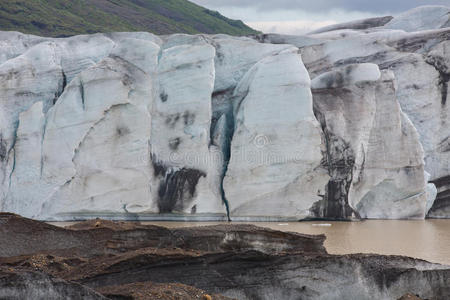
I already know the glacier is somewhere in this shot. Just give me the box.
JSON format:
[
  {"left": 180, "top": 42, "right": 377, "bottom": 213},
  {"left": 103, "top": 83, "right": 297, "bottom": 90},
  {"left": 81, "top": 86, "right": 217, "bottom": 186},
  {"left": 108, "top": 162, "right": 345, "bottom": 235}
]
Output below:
[{"left": 0, "top": 6, "right": 449, "bottom": 220}]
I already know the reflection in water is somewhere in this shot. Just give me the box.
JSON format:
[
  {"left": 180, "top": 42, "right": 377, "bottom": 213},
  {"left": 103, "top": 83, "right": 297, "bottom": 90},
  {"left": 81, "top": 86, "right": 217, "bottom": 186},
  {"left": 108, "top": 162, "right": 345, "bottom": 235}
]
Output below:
[{"left": 51, "top": 220, "right": 450, "bottom": 266}]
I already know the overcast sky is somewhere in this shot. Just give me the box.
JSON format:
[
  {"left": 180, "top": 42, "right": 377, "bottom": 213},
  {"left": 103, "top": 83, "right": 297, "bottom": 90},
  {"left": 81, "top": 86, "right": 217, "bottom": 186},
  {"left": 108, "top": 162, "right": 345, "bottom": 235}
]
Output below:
[{"left": 191, "top": 0, "right": 450, "bottom": 34}]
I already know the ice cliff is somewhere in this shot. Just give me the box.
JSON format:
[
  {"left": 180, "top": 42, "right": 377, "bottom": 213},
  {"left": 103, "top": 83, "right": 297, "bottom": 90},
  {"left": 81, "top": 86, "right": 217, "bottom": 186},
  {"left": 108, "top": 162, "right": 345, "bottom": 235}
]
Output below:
[{"left": 0, "top": 5, "right": 449, "bottom": 220}]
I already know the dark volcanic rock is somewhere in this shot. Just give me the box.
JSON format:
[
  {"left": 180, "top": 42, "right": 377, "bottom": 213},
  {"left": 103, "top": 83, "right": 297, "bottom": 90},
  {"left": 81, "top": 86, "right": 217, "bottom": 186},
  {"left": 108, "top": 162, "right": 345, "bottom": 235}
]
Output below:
[
  {"left": 0, "top": 213, "right": 172, "bottom": 258},
  {"left": 169, "top": 225, "right": 326, "bottom": 254},
  {"left": 398, "top": 294, "right": 423, "bottom": 300},
  {"left": 96, "top": 281, "right": 234, "bottom": 300},
  {"left": 0, "top": 214, "right": 449, "bottom": 300},
  {"left": 71, "top": 252, "right": 450, "bottom": 300},
  {"left": 0, "top": 213, "right": 326, "bottom": 258},
  {"left": 0, "top": 267, "right": 106, "bottom": 299}
]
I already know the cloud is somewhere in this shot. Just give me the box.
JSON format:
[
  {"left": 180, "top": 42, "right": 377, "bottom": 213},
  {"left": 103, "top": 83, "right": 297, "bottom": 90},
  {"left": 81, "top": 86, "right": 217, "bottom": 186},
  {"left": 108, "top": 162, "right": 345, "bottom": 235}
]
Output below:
[
  {"left": 192, "top": 0, "right": 449, "bottom": 35},
  {"left": 193, "top": 0, "right": 449, "bottom": 14},
  {"left": 201, "top": 5, "right": 380, "bottom": 23},
  {"left": 247, "top": 20, "right": 337, "bottom": 35}
]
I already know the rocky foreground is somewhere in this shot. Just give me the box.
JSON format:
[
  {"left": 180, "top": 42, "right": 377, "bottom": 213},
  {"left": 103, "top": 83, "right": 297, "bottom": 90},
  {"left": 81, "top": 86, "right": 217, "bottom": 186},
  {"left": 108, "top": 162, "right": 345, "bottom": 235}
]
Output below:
[{"left": 0, "top": 213, "right": 449, "bottom": 299}]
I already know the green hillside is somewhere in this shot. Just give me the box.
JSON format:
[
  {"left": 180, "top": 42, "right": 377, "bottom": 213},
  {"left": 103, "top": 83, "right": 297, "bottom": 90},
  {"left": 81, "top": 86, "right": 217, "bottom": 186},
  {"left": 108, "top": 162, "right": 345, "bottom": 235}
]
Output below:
[{"left": 0, "top": 0, "right": 258, "bottom": 37}]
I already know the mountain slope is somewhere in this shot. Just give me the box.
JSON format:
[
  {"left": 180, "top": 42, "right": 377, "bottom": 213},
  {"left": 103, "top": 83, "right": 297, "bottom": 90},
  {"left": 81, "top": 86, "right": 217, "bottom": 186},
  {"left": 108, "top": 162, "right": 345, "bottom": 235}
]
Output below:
[{"left": 0, "top": 0, "right": 258, "bottom": 37}]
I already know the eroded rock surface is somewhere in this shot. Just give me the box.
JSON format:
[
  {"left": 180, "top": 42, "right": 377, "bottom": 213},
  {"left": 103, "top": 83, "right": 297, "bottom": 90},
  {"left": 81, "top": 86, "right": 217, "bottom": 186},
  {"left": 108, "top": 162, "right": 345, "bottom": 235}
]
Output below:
[
  {"left": 0, "top": 213, "right": 326, "bottom": 258},
  {"left": 96, "top": 282, "right": 233, "bottom": 300},
  {"left": 0, "top": 268, "right": 107, "bottom": 300},
  {"left": 0, "top": 214, "right": 448, "bottom": 300}
]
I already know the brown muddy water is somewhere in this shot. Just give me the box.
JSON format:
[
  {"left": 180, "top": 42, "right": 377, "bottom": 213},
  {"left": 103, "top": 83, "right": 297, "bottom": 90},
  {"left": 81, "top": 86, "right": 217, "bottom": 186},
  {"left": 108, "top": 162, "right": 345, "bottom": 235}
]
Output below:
[{"left": 50, "top": 219, "right": 450, "bottom": 266}]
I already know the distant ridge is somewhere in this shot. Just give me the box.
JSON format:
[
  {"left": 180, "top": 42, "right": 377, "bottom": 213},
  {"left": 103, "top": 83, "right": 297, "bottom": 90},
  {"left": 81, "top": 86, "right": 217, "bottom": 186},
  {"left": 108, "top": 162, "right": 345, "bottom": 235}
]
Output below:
[
  {"left": 0, "top": 0, "right": 258, "bottom": 37},
  {"left": 309, "top": 5, "right": 450, "bottom": 34}
]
